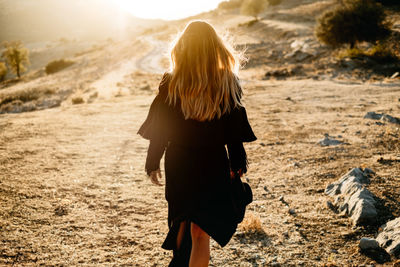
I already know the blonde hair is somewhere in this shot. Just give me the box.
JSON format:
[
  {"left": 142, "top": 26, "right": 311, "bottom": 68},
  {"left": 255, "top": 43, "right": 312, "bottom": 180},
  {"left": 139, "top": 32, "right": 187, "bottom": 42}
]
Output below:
[{"left": 168, "top": 20, "right": 243, "bottom": 121}]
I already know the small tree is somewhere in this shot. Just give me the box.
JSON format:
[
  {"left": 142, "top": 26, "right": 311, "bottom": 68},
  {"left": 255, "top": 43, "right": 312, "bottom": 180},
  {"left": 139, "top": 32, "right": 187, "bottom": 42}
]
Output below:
[
  {"left": 241, "top": 0, "right": 266, "bottom": 20},
  {"left": 315, "top": 0, "right": 391, "bottom": 48},
  {"left": 1, "top": 41, "right": 30, "bottom": 78},
  {"left": 0, "top": 62, "right": 7, "bottom": 82}
]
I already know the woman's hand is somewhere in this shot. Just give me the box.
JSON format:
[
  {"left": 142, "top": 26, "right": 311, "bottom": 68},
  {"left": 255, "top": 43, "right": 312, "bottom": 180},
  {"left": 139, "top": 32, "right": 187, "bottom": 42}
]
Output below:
[
  {"left": 149, "top": 169, "right": 163, "bottom": 186},
  {"left": 230, "top": 169, "right": 243, "bottom": 179}
]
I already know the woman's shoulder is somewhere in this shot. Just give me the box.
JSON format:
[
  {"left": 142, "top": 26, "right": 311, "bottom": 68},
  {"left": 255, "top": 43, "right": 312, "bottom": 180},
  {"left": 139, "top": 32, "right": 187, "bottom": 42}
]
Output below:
[{"left": 158, "top": 72, "right": 172, "bottom": 94}]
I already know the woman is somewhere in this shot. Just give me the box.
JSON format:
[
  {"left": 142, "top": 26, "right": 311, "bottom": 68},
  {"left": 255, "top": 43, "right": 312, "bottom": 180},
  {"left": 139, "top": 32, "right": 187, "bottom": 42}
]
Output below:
[{"left": 138, "top": 20, "right": 256, "bottom": 266}]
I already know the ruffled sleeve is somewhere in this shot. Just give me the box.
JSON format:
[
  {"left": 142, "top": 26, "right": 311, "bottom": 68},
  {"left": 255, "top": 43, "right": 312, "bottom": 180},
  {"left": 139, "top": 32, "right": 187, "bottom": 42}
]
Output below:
[
  {"left": 227, "top": 142, "right": 248, "bottom": 173},
  {"left": 224, "top": 105, "right": 257, "bottom": 143},
  {"left": 137, "top": 73, "right": 170, "bottom": 142},
  {"left": 138, "top": 73, "right": 171, "bottom": 175}
]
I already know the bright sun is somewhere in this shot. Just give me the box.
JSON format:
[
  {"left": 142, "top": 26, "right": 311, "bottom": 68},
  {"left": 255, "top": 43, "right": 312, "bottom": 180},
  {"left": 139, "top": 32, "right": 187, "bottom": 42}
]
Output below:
[{"left": 114, "top": 0, "right": 223, "bottom": 20}]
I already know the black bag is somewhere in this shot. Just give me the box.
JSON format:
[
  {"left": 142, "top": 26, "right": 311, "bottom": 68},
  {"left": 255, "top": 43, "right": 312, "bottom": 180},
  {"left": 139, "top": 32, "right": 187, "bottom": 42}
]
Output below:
[{"left": 230, "top": 173, "right": 253, "bottom": 223}]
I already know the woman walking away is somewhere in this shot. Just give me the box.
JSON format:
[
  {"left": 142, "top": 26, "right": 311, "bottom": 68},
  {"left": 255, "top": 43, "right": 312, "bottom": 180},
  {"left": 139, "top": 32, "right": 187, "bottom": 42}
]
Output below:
[{"left": 138, "top": 20, "right": 256, "bottom": 267}]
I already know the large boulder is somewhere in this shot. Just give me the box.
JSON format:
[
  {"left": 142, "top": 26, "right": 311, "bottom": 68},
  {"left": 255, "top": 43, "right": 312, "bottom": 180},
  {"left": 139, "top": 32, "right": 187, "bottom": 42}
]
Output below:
[
  {"left": 325, "top": 168, "right": 377, "bottom": 225},
  {"left": 376, "top": 217, "right": 400, "bottom": 257}
]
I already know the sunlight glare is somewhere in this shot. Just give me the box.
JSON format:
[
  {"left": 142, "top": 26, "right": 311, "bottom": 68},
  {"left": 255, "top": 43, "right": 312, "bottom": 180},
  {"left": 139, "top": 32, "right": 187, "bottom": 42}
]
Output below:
[{"left": 114, "top": 0, "right": 223, "bottom": 20}]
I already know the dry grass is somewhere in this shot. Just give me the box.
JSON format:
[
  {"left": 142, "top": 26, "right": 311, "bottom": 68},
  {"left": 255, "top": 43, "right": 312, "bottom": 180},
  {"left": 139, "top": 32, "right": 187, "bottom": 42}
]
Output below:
[
  {"left": 338, "top": 44, "right": 399, "bottom": 63},
  {"left": 238, "top": 212, "right": 264, "bottom": 234},
  {"left": 0, "top": 87, "right": 56, "bottom": 113},
  {"left": 0, "top": 87, "right": 55, "bottom": 107}
]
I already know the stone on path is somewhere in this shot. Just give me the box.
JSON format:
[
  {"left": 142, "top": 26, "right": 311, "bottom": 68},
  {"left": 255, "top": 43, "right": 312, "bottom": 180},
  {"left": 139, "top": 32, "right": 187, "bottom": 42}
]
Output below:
[
  {"left": 318, "top": 134, "right": 344, "bottom": 146},
  {"left": 325, "top": 168, "right": 377, "bottom": 225},
  {"left": 376, "top": 217, "right": 400, "bottom": 257},
  {"left": 364, "top": 111, "right": 400, "bottom": 125},
  {"left": 359, "top": 237, "right": 380, "bottom": 250}
]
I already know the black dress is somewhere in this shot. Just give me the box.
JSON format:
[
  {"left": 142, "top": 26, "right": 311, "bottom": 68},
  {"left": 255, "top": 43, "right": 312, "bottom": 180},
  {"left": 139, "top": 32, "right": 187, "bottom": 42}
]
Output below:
[{"left": 138, "top": 73, "right": 256, "bottom": 261}]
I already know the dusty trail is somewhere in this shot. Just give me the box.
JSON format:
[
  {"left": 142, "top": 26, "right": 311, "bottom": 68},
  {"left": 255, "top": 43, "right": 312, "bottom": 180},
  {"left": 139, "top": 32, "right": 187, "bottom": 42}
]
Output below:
[
  {"left": 134, "top": 36, "right": 168, "bottom": 75},
  {"left": 91, "top": 36, "right": 168, "bottom": 99},
  {"left": 1, "top": 21, "right": 400, "bottom": 266}
]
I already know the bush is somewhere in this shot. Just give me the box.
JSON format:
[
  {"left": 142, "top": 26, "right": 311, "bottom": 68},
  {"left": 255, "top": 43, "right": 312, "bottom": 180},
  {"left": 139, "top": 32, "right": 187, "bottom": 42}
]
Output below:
[
  {"left": 45, "top": 59, "right": 74, "bottom": 74},
  {"left": 315, "top": 0, "right": 391, "bottom": 48},
  {"left": 218, "top": 0, "right": 243, "bottom": 9},
  {"left": 339, "top": 47, "right": 366, "bottom": 59},
  {"left": 0, "top": 62, "right": 7, "bottom": 81},
  {"left": 71, "top": 96, "right": 84, "bottom": 104},
  {"left": 240, "top": 0, "right": 266, "bottom": 20},
  {"left": 367, "top": 43, "right": 399, "bottom": 63},
  {"left": 339, "top": 43, "right": 399, "bottom": 64}
]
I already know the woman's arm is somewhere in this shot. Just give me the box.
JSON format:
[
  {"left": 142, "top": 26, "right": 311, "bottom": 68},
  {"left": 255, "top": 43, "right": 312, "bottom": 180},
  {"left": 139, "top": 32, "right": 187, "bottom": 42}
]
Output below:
[
  {"left": 227, "top": 142, "right": 248, "bottom": 177},
  {"left": 145, "top": 138, "right": 167, "bottom": 176}
]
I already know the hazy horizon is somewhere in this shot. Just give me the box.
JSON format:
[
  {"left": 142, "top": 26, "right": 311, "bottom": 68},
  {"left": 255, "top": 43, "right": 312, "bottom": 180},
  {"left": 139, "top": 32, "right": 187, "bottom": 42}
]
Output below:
[
  {"left": 114, "top": 0, "right": 225, "bottom": 20},
  {"left": 0, "top": 0, "right": 225, "bottom": 43}
]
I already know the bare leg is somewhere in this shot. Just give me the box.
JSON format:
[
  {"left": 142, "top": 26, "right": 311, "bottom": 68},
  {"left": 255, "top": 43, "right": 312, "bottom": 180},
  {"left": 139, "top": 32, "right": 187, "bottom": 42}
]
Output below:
[
  {"left": 176, "top": 221, "right": 186, "bottom": 249},
  {"left": 189, "top": 222, "right": 210, "bottom": 267}
]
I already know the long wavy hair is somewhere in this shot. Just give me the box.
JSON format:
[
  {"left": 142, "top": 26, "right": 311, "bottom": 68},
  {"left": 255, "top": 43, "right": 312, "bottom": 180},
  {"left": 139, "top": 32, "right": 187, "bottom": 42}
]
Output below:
[{"left": 167, "top": 20, "right": 243, "bottom": 121}]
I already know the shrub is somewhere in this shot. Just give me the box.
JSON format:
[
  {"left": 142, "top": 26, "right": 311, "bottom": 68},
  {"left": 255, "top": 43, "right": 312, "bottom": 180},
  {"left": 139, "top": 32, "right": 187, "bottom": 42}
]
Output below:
[
  {"left": 240, "top": 0, "right": 266, "bottom": 20},
  {"left": 315, "top": 0, "right": 391, "bottom": 48},
  {"left": 218, "top": 0, "right": 244, "bottom": 9},
  {"left": 0, "top": 62, "right": 7, "bottom": 81},
  {"left": 0, "top": 87, "right": 54, "bottom": 107},
  {"left": 71, "top": 96, "right": 84, "bottom": 104},
  {"left": 238, "top": 212, "right": 264, "bottom": 234},
  {"left": 338, "top": 43, "right": 399, "bottom": 64},
  {"left": 1, "top": 41, "right": 30, "bottom": 78},
  {"left": 339, "top": 47, "right": 366, "bottom": 59},
  {"left": 45, "top": 59, "right": 74, "bottom": 74},
  {"left": 367, "top": 43, "right": 399, "bottom": 63}
]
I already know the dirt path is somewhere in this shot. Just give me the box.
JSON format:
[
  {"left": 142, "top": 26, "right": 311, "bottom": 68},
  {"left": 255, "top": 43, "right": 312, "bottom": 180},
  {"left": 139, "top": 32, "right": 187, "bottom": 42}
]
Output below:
[
  {"left": 90, "top": 36, "right": 168, "bottom": 100},
  {"left": 134, "top": 36, "right": 168, "bottom": 75},
  {"left": 2, "top": 0, "right": 400, "bottom": 264},
  {"left": 1, "top": 70, "right": 400, "bottom": 265}
]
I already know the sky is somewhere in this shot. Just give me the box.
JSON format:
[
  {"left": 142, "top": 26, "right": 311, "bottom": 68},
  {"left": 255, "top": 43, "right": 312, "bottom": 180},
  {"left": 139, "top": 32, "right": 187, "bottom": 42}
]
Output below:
[{"left": 113, "top": 0, "right": 225, "bottom": 20}]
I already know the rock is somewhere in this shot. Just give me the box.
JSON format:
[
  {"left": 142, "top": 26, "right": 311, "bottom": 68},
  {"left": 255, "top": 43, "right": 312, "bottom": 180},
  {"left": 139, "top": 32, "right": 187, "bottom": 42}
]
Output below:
[
  {"left": 364, "top": 112, "right": 382, "bottom": 120},
  {"left": 54, "top": 205, "right": 68, "bottom": 216},
  {"left": 391, "top": 72, "right": 399, "bottom": 79},
  {"left": 285, "top": 49, "right": 312, "bottom": 62},
  {"left": 340, "top": 58, "right": 358, "bottom": 70},
  {"left": 318, "top": 134, "right": 344, "bottom": 146},
  {"left": 264, "top": 65, "right": 304, "bottom": 80},
  {"left": 359, "top": 237, "right": 380, "bottom": 250},
  {"left": 325, "top": 168, "right": 377, "bottom": 225},
  {"left": 140, "top": 84, "right": 151, "bottom": 91},
  {"left": 376, "top": 217, "right": 400, "bottom": 257},
  {"left": 40, "top": 98, "right": 62, "bottom": 109},
  {"left": 364, "top": 111, "right": 400, "bottom": 125},
  {"left": 290, "top": 39, "right": 308, "bottom": 50},
  {"left": 326, "top": 200, "right": 337, "bottom": 213}
]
